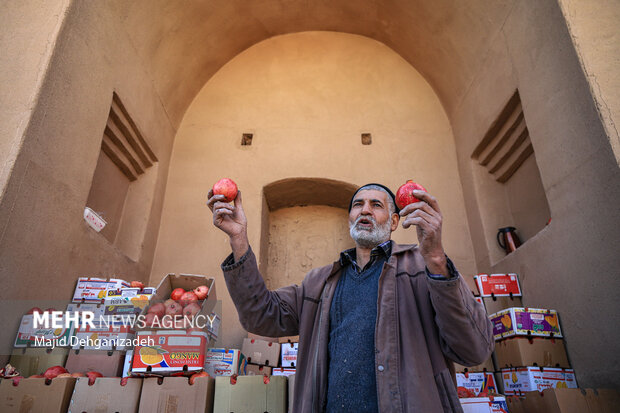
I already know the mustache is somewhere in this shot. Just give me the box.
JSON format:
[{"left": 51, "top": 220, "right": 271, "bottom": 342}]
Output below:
[{"left": 353, "top": 215, "right": 377, "bottom": 227}]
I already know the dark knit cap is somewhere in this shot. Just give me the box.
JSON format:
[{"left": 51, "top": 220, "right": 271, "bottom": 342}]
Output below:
[{"left": 348, "top": 183, "right": 399, "bottom": 213}]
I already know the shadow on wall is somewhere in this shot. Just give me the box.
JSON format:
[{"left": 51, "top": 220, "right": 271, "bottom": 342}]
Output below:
[{"left": 259, "top": 178, "right": 358, "bottom": 288}]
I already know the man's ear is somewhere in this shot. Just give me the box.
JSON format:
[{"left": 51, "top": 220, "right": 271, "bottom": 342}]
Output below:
[{"left": 390, "top": 213, "right": 400, "bottom": 231}]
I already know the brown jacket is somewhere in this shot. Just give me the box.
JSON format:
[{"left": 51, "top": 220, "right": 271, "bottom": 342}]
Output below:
[{"left": 222, "top": 243, "right": 494, "bottom": 412}]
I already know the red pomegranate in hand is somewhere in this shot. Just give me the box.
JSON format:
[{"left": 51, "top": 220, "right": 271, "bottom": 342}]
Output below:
[
  {"left": 395, "top": 180, "right": 427, "bottom": 210},
  {"left": 213, "top": 178, "right": 238, "bottom": 202}
]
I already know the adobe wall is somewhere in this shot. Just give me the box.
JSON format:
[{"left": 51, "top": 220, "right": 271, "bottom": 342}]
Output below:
[
  {"left": 150, "top": 32, "right": 475, "bottom": 348},
  {"left": 450, "top": 0, "right": 620, "bottom": 388},
  {"left": 0, "top": 1, "right": 175, "bottom": 358}
]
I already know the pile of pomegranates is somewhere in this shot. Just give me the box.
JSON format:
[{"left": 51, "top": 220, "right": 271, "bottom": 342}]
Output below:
[
  {"left": 11, "top": 366, "right": 105, "bottom": 386},
  {"left": 144, "top": 285, "right": 209, "bottom": 328}
]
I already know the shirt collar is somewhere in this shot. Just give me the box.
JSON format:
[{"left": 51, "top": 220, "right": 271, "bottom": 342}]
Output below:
[{"left": 339, "top": 240, "right": 392, "bottom": 268}]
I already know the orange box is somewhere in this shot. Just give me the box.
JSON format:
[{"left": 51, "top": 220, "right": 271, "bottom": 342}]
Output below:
[{"left": 131, "top": 330, "right": 208, "bottom": 375}]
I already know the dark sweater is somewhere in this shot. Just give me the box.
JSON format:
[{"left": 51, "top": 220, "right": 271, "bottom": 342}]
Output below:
[{"left": 326, "top": 243, "right": 390, "bottom": 413}]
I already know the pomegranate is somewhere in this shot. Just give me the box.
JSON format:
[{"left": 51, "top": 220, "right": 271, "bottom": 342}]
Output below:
[
  {"left": 144, "top": 312, "right": 159, "bottom": 327},
  {"left": 28, "top": 374, "right": 44, "bottom": 378},
  {"left": 170, "top": 288, "right": 185, "bottom": 301},
  {"left": 183, "top": 302, "right": 201, "bottom": 319},
  {"left": 164, "top": 300, "right": 183, "bottom": 316},
  {"left": 130, "top": 281, "right": 145, "bottom": 289},
  {"left": 147, "top": 303, "right": 165, "bottom": 318},
  {"left": 12, "top": 376, "right": 24, "bottom": 386},
  {"left": 194, "top": 285, "right": 209, "bottom": 300},
  {"left": 43, "top": 366, "right": 68, "bottom": 379},
  {"left": 212, "top": 178, "right": 238, "bottom": 202},
  {"left": 189, "top": 371, "right": 209, "bottom": 385},
  {"left": 26, "top": 307, "right": 43, "bottom": 315},
  {"left": 395, "top": 180, "right": 427, "bottom": 210},
  {"left": 86, "top": 371, "right": 103, "bottom": 385},
  {"left": 179, "top": 291, "right": 198, "bottom": 307}
]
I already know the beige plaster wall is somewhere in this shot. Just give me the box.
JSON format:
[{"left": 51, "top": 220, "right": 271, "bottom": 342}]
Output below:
[
  {"left": 150, "top": 32, "right": 475, "bottom": 349},
  {"left": 450, "top": 0, "right": 620, "bottom": 388},
  {"left": 0, "top": 1, "right": 175, "bottom": 358},
  {"left": 558, "top": 0, "right": 620, "bottom": 165},
  {"left": 0, "top": 0, "right": 70, "bottom": 200}
]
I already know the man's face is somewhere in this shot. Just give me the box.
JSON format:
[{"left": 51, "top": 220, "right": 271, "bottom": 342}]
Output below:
[{"left": 348, "top": 189, "right": 399, "bottom": 248}]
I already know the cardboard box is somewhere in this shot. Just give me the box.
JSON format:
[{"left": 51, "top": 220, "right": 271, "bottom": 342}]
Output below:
[
  {"left": 66, "top": 302, "right": 135, "bottom": 350},
  {"left": 104, "top": 287, "right": 155, "bottom": 307},
  {"left": 288, "top": 374, "right": 295, "bottom": 413},
  {"left": 459, "top": 396, "right": 508, "bottom": 413},
  {"left": 280, "top": 342, "right": 298, "bottom": 367},
  {"left": 64, "top": 349, "right": 125, "bottom": 377},
  {"left": 456, "top": 372, "right": 499, "bottom": 397},
  {"left": 0, "top": 377, "right": 76, "bottom": 413},
  {"left": 277, "top": 335, "right": 299, "bottom": 344},
  {"left": 204, "top": 348, "right": 244, "bottom": 377},
  {"left": 68, "top": 301, "right": 142, "bottom": 319},
  {"left": 491, "top": 307, "right": 562, "bottom": 340},
  {"left": 272, "top": 368, "right": 296, "bottom": 377},
  {"left": 495, "top": 337, "right": 570, "bottom": 369},
  {"left": 501, "top": 367, "right": 577, "bottom": 395},
  {"left": 138, "top": 376, "right": 215, "bottom": 413},
  {"left": 68, "top": 377, "right": 142, "bottom": 413},
  {"left": 475, "top": 273, "right": 522, "bottom": 297},
  {"left": 207, "top": 312, "right": 221, "bottom": 341},
  {"left": 453, "top": 356, "right": 495, "bottom": 373},
  {"left": 137, "top": 273, "right": 217, "bottom": 332},
  {"left": 247, "top": 333, "right": 278, "bottom": 343},
  {"left": 9, "top": 347, "right": 69, "bottom": 377},
  {"left": 505, "top": 388, "right": 620, "bottom": 413},
  {"left": 213, "top": 375, "right": 287, "bottom": 413},
  {"left": 242, "top": 338, "right": 280, "bottom": 367},
  {"left": 132, "top": 330, "right": 209, "bottom": 375},
  {"left": 483, "top": 295, "right": 523, "bottom": 315},
  {"left": 73, "top": 277, "right": 129, "bottom": 303},
  {"left": 245, "top": 364, "right": 272, "bottom": 376},
  {"left": 14, "top": 309, "right": 77, "bottom": 348},
  {"left": 122, "top": 350, "right": 133, "bottom": 378}
]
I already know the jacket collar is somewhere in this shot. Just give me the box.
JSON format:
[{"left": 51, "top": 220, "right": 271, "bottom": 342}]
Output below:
[{"left": 329, "top": 241, "right": 418, "bottom": 279}]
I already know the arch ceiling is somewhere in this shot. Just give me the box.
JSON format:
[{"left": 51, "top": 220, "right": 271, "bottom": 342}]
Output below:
[{"left": 118, "top": 0, "right": 513, "bottom": 127}]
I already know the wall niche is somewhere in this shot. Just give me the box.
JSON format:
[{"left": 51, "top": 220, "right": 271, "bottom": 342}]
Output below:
[
  {"left": 86, "top": 92, "right": 158, "bottom": 261},
  {"left": 471, "top": 91, "right": 551, "bottom": 263}
]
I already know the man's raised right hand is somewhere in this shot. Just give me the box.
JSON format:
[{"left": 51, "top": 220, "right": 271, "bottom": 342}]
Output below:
[{"left": 207, "top": 189, "right": 249, "bottom": 260}]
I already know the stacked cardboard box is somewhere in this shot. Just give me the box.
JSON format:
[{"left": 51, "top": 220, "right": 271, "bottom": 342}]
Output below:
[
  {"left": 213, "top": 375, "right": 287, "bottom": 413},
  {"left": 0, "top": 377, "right": 77, "bottom": 412}
]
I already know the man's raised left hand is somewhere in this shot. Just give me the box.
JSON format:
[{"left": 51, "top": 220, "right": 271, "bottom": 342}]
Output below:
[{"left": 399, "top": 190, "right": 448, "bottom": 276}]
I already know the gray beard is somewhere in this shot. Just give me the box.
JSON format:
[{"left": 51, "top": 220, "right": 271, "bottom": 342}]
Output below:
[{"left": 349, "top": 216, "right": 392, "bottom": 248}]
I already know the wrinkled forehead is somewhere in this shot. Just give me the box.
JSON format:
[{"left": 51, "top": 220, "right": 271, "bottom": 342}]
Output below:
[{"left": 351, "top": 189, "right": 389, "bottom": 205}]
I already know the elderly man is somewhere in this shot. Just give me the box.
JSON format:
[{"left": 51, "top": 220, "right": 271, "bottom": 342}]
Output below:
[{"left": 207, "top": 183, "right": 493, "bottom": 413}]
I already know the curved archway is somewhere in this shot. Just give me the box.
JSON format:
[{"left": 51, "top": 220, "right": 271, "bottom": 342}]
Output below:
[
  {"left": 263, "top": 177, "right": 358, "bottom": 211},
  {"left": 151, "top": 31, "right": 474, "bottom": 347}
]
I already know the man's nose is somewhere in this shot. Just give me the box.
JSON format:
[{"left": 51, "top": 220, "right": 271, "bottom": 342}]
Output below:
[{"left": 360, "top": 202, "right": 372, "bottom": 214}]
